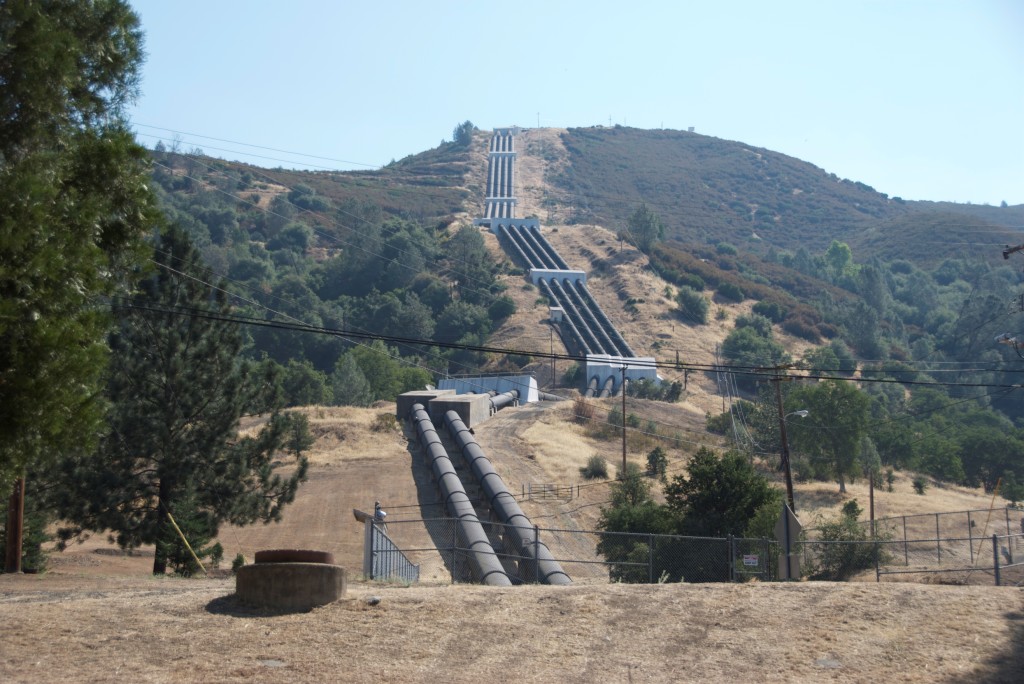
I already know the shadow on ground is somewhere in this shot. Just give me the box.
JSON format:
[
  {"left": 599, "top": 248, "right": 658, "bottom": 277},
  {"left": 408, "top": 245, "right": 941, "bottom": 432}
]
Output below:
[
  {"left": 205, "top": 593, "right": 315, "bottom": 617},
  {"left": 952, "top": 609, "right": 1024, "bottom": 684}
]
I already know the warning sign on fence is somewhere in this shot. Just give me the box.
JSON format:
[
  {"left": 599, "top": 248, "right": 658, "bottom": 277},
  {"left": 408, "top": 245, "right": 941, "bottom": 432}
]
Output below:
[{"left": 743, "top": 555, "right": 759, "bottom": 566}]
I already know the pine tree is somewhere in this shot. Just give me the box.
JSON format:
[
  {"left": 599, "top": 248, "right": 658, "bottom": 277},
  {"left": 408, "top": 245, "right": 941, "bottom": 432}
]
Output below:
[
  {"left": 56, "top": 227, "right": 307, "bottom": 574},
  {"left": 1, "top": 0, "right": 157, "bottom": 491}
]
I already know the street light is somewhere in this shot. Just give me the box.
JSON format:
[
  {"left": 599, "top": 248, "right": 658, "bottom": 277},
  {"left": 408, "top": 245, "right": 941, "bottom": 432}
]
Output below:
[{"left": 779, "top": 409, "right": 809, "bottom": 512}]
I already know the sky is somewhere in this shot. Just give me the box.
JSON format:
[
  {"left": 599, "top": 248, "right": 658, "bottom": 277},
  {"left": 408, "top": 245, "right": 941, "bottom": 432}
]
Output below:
[{"left": 127, "top": 0, "right": 1024, "bottom": 205}]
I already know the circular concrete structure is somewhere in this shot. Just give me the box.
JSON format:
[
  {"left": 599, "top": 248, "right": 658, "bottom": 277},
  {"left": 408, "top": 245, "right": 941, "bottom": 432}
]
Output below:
[
  {"left": 254, "top": 549, "right": 335, "bottom": 565},
  {"left": 236, "top": 554, "right": 346, "bottom": 611}
]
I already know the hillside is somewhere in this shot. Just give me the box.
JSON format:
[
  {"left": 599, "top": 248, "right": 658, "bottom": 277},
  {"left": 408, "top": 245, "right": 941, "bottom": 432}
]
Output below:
[{"left": 543, "top": 126, "right": 1024, "bottom": 260}]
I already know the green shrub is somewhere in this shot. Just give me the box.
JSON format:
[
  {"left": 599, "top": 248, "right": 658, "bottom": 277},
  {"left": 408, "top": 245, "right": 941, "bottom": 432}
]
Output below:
[
  {"left": 706, "top": 411, "right": 732, "bottom": 435},
  {"left": 646, "top": 447, "right": 668, "bottom": 481},
  {"left": 735, "top": 313, "right": 773, "bottom": 338},
  {"left": 563, "top": 362, "right": 582, "bottom": 386},
  {"left": 752, "top": 300, "right": 786, "bottom": 323},
  {"left": 717, "top": 282, "right": 744, "bottom": 302},
  {"left": 675, "top": 286, "right": 709, "bottom": 324},
  {"left": 912, "top": 475, "right": 928, "bottom": 495},
  {"left": 805, "top": 510, "right": 890, "bottom": 581},
  {"left": 581, "top": 455, "right": 609, "bottom": 480}
]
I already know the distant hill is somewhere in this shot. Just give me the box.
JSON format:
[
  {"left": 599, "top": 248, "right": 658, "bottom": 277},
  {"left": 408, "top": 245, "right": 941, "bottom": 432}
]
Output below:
[{"left": 544, "top": 126, "right": 1022, "bottom": 264}]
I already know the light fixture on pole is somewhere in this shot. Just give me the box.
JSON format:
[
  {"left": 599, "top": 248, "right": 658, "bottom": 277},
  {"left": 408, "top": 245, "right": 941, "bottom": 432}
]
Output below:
[{"left": 779, "top": 409, "right": 808, "bottom": 512}]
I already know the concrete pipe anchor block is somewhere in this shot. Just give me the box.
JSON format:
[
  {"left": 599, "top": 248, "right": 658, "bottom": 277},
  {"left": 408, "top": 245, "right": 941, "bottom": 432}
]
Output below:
[{"left": 236, "top": 549, "right": 346, "bottom": 611}]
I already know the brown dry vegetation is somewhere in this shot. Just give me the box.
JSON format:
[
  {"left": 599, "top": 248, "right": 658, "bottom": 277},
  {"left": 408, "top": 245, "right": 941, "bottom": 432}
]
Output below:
[{"left": 1, "top": 572, "right": 1021, "bottom": 683}]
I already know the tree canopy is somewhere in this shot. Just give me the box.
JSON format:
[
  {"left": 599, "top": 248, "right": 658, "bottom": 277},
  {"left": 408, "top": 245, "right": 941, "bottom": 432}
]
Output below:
[
  {"left": 54, "top": 227, "right": 307, "bottom": 574},
  {"left": 623, "top": 203, "right": 665, "bottom": 252},
  {"left": 1, "top": 0, "right": 158, "bottom": 491}
]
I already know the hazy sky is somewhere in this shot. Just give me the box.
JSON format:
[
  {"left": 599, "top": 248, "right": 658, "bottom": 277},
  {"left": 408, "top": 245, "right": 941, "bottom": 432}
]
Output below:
[{"left": 128, "top": 0, "right": 1023, "bottom": 205}]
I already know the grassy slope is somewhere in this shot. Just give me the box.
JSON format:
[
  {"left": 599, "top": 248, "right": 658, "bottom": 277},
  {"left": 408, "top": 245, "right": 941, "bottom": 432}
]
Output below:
[{"left": 550, "top": 126, "right": 1023, "bottom": 265}]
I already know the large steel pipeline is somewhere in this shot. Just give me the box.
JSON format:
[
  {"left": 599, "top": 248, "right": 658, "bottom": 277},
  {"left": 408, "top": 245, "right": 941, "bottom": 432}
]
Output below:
[
  {"left": 443, "top": 410, "right": 572, "bottom": 585},
  {"left": 538, "top": 279, "right": 592, "bottom": 355},
  {"left": 599, "top": 375, "right": 615, "bottom": 398},
  {"left": 527, "top": 225, "right": 571, "bottom": 270},
  {"left": 585, "top": 376, "right": 599, "bottom": 398},
  {"left": 409, "top": 404, "right": 512, "bottom": 586},
  {"left": 514, "top": 226, "right": 559, "bottom": 270},
  {"left": 489, "top": 389, "right": 519, "bottom": 413},
  {"left": 558, "top": 277, "right": 620, "bottom": 355},
  {"left": 497, "top": 224, "right": 533, "bottom": 268},
  {"left": 549, "top": 279, "right": 606, "bottom": 354},
  {"left": 575, "top": 282, "right": 636, "bottom": 357},
  {"left": 516, "top": 223, "right": 635, "bottom": 358},
  {"left": 502, "top": 224, "right": 547, "bottom": 270}
]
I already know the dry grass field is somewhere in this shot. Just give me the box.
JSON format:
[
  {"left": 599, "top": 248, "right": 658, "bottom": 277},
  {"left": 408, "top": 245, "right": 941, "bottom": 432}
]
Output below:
[
  {"left": 1, "top": 571, "right": 1020, "bottom": 683},
  {"left": 3, "top": 403, "right": 1021, "bottom": 683}
]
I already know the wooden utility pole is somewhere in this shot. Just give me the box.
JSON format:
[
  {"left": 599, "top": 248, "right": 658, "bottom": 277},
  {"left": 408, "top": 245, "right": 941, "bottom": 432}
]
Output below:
[
  {"left": 621, "top": 365, "right": 627, "bottom": 476},
  {"left": 550, "top": 326, "right": 555, "bottom": 387},
  {"left": 4, "top": 477, "right": 25, "bottom": 573},
  {"left": 773, "top": 377, "right": 797, "bottom": 512}
]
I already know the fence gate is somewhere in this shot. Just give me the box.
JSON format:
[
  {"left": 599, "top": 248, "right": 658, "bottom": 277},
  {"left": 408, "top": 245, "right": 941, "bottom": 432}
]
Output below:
[{"left": 363, "top": 519, "right": 420, "bottom": 583}]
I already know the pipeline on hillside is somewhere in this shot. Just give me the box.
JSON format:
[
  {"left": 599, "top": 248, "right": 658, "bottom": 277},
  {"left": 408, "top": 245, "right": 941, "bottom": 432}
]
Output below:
[
  {"left": 443, "top": 410, "right": 572, "bottom": 585},
  {"left": 489, "top": 389, "right": 519, "bottom": 414},
  {"left": 409, "top": 403, "right": 512, "bottom": 586}
]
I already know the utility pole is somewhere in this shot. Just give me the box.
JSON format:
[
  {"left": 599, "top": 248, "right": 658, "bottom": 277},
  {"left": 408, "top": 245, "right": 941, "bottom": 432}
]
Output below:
[
  {"left": 4, "top": 477, "right": 25, "bottom": 573},
  {"left": 621, "top": 365, "right": 627, "bottom": 476},
  {"left": 549, "top": 326, "right": 555, "bottom": 387},
  {"left": 764, "top": 365, "right": 804, "bottom": 513},
  {"left": 773, "top": 376, "right": 796, "bottom": 512}
]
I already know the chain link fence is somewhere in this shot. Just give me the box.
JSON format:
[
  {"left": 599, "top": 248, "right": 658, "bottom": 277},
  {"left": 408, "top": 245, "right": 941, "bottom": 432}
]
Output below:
[
  {"left": 373, "top": 518, "right": 778, "bottom": 585},
  {"left": 373, "top": 516, "right": 1023, "bottom": 586}
]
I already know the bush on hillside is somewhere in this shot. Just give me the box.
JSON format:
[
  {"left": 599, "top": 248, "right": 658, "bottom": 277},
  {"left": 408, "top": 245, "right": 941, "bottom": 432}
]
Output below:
[
  {"left": 581, "top": 455, "right": 609, "bottom": 480},
  {"left": 717, "top": 282, "right": 744, "bottom": 302},
  {"left": 675, "top": 286, "right": 709, "bottom": 324}
]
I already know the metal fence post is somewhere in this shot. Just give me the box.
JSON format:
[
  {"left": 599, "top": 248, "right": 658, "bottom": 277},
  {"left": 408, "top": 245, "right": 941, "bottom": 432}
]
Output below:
[
  {"left": 967, "top": 511, "right": 974, "bottom": 564},
  {"left": 648, "top": 533, "right": 654, "bottom": 584},
  {"left": 1005, "top": 508, "right": 1014, "bottom": 564},
  {"left": 728, "top": 535, "right": 735, "bottom": 582},
  {"left": 992, "top": 534, "right": 1001, "bottom": 587},
  {"left": 936, "top": 513, "right": 941, "bottom": 564},
  {"left": 902, "top": 516, "right": 908, "bottom": 566}
]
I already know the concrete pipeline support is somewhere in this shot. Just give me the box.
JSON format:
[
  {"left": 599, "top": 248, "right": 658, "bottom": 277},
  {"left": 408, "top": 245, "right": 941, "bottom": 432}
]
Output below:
[
  {"left": 409, "top": 404, "right": 512, "bottom": 586},
  {"left": 443, "top": 410, "right": 572, "bottom": 585}
]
